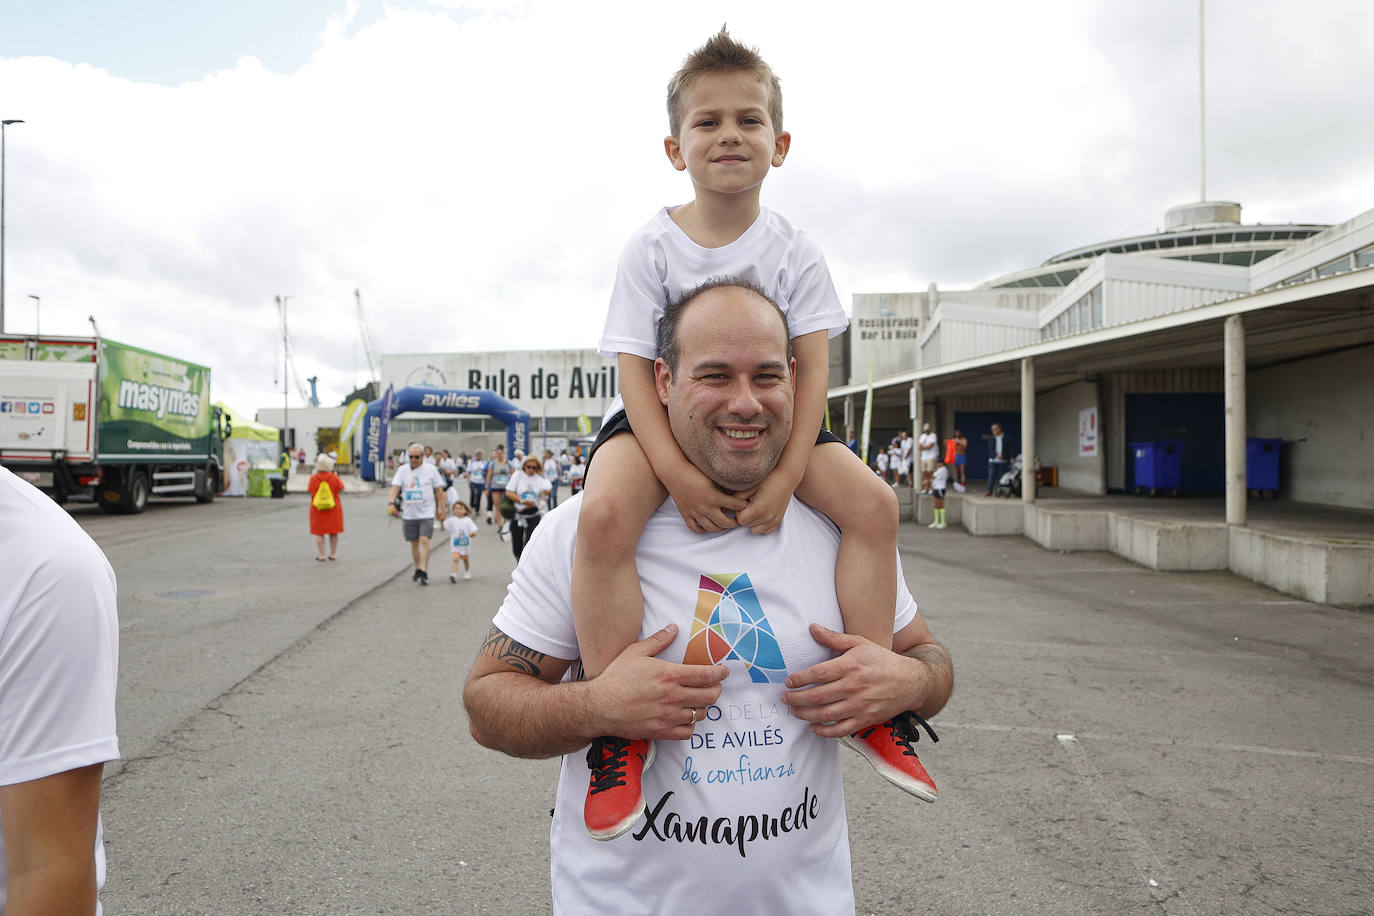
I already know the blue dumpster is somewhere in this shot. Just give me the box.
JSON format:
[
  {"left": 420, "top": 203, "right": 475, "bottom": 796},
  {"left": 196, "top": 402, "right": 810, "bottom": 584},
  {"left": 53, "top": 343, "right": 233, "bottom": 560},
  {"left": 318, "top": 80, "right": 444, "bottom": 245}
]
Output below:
[
  {"left": 1246, "top": 437, "right": 1281, "bottom": 496},
  {"left": 1132, "top": 440, "right": 1183, "bottom": 495}
]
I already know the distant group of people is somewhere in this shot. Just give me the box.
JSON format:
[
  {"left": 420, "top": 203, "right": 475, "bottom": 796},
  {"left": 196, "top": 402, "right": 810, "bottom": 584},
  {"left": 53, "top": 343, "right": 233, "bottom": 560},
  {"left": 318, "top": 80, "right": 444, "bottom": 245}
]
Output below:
[
  {"left": 385, "top": 441, "right": 592, "bottom": 582},
  {"left": 870, "top": 424, "right": 969, "bottom": 494}
]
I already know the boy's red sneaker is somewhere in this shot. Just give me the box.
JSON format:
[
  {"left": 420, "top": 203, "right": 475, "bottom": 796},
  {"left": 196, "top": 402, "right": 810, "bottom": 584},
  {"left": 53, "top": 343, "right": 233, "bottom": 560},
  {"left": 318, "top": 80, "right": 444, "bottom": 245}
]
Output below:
[
  {"left": 584, "top": 736, "right": 655, "bottom": 840},
  {"left": 840, "top": 711, "right": 939, "bottom": 802}
]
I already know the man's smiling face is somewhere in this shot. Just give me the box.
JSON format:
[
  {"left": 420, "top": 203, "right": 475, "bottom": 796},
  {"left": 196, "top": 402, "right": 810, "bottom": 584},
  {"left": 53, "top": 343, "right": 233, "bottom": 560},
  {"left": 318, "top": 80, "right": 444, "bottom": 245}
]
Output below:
[{"left": 656, "top": 285, "right": 795, "bottom": 492}]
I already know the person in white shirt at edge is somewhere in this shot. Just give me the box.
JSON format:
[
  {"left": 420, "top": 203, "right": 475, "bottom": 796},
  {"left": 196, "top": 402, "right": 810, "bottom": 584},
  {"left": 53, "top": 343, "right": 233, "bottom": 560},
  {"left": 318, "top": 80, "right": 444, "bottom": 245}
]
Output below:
[
  {"left": 464, "top": 279, "right": 953, "bottom": 916},
  {"left": 0, "top": 466, "right": 120, "bottom": 915},
  {"left": 875, "top": 448, "right": 889, "bottom": 483},
  {"left": 917, "top": 423, "right": 939, "bottom": 494},
  {"left": 388, "top": 443, "right": 447, "bottom": 586}
]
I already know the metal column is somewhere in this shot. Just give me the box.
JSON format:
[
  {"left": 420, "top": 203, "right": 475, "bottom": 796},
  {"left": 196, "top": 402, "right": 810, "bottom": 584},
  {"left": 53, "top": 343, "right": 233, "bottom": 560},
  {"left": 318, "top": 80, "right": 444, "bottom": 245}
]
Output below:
[
  {"left": 1021, "top": 358, "right": 1036, "bottom": 504},
  {"left": 1224, "top": 315, "right": 1246, "bottom": 526}
]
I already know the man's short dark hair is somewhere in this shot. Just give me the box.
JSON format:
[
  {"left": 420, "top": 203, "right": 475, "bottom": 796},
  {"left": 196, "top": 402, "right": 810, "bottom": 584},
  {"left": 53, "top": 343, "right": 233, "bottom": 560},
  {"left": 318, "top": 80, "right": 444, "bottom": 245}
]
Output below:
[{"left": 658, "top": 277, "right": 792, "bottom": 374}]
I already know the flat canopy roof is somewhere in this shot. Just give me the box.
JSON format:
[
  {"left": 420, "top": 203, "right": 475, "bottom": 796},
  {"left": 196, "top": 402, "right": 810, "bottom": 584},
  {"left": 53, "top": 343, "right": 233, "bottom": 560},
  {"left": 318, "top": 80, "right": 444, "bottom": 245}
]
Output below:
[{"left": 831, "top": 267, "right": 1374, "bottom": 407}]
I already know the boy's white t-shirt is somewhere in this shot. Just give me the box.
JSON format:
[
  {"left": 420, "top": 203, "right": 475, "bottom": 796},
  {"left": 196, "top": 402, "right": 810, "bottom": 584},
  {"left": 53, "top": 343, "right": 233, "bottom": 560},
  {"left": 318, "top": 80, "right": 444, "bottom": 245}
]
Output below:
[
  {"left": 493, "top": 493, "right": 917, "bottom": 916},
  {"left": 443, "top": 515, "right": 479, "bottom": 555},
  {"left": 932, "top": 465, "right": 949, "bottom": 491},
  {"left": 0, "top": 467, "right": 120, "bottom": 914},
  {"left": 596, "top": 206, "right": 847, "bottom": 422}
]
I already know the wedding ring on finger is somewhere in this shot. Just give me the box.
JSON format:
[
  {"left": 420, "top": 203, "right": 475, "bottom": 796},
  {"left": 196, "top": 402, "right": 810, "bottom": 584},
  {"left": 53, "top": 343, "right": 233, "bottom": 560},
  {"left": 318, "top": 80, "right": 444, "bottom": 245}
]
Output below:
[{"left": 688, "top": 707, "right": 698, "bottom": 725}]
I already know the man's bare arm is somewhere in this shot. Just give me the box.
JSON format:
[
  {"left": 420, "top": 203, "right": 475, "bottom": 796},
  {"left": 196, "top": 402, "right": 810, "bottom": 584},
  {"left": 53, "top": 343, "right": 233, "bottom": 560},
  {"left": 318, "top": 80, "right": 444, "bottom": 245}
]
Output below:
[
  {"left": 778, "top": 613, "right": 954, "bottom": 737},
  {"left": 464, "top": 624, "right": 729, "bottom": 759},
  {"left": 0, "top": 763, "right": 103, "bottom": 916}
]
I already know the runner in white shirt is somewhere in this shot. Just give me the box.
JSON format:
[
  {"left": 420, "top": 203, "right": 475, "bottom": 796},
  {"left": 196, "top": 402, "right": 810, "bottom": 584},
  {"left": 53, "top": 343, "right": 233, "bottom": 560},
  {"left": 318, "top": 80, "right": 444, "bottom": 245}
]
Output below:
[
  {"left": 388, "top": 444, "right": 447, "bottom": 585},
  {"left": 506, "top": 456, "right": 554, "bottom": 560}
]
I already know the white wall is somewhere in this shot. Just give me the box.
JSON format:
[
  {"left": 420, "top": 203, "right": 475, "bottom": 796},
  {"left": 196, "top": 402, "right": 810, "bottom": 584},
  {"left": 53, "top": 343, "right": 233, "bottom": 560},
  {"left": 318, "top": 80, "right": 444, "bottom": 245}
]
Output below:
[
  {"left": 1035, "top": 381, "right": 1104, "bottom": 493},
  {"left": 1248, "top": 345, "right": 1374, "bottom": 510}
]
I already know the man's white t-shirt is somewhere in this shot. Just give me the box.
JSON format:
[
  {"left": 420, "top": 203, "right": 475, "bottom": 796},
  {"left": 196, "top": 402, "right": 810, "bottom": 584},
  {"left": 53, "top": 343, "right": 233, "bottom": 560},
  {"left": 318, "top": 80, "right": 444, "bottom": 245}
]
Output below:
[
  {"left": 596, "top": 206, "right": 847, "bottom": 422},
  {"left": 0, "top": 467, "right": 120, "bottom": 914},
  {"left": 493, "top": 494, "right": 917, "bottom": 916},
  {"left": 442, "top": 516, "right": 479, "bottom": 556},
  {"left": 918, "top": 432, "right": 938, "bottom": 461},
  {"left": 390, "top": 462, "right": 445, "bottom": 521}
]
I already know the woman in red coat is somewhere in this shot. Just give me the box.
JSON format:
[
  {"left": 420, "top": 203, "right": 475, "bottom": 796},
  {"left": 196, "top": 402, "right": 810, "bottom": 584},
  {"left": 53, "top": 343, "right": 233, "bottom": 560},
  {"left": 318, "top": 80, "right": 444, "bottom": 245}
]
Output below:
[{"left": 308, "top": 453, "right": 345, "bottom": 561}]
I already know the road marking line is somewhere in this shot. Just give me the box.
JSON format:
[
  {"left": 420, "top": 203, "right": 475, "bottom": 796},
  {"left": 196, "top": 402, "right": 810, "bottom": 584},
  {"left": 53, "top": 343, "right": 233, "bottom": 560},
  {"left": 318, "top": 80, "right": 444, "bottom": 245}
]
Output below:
[{"left": 939, "top": 722, "right": 1374, "bottom": 766}]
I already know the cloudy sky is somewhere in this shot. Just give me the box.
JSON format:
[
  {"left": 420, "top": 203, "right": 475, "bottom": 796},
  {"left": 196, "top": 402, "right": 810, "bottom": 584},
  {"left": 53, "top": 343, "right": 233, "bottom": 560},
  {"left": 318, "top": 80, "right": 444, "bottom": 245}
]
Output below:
[{"left": 3, "top": 0, "right": 1372, "bottom": 414}]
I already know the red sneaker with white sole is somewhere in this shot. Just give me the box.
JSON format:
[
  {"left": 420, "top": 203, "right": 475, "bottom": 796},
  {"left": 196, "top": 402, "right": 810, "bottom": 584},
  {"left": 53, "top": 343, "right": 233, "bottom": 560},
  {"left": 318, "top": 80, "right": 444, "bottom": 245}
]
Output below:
[
  {"left": 584, "top": 736, "right": 655, "bottom": 840},
  {"left": 840, "top": 711, "right": 939, "bottom": 802}
]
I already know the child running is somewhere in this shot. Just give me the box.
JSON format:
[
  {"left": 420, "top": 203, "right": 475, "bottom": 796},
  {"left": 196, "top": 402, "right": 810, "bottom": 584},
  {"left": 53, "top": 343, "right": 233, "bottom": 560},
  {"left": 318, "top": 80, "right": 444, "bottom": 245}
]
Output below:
[
  {"left": 444, "top": 501, "right": 479, "bottom": 582},
  {"left": 574, "top": 28, "right": 937, "bottom": 842}
]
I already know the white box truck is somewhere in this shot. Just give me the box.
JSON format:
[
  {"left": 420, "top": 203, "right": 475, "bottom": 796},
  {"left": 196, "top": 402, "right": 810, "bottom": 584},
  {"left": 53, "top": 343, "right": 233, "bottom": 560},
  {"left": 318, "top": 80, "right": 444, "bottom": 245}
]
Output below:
[{"left": 0, "top": 335, "right": 224, "bottom": 513}]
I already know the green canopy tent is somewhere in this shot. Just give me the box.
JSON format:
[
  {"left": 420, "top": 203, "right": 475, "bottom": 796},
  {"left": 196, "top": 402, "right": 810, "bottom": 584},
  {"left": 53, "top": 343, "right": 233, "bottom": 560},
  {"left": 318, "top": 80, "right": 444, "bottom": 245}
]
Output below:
[{"left": 216, "top": 402, "right": 280, "bottom": 497}]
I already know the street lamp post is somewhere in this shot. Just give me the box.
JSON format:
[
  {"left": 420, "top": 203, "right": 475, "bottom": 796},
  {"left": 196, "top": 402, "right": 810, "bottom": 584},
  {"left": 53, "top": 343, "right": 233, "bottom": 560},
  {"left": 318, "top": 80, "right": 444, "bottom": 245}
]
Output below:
[
  {"left": 1, "top": 119, "right": 26, "bottom": 335},
  {"left": 276, "top": 294, "right": 293, "bottom": 459},
  {"left": 27, "top": 294, "right": 38, "bottom": 337}
]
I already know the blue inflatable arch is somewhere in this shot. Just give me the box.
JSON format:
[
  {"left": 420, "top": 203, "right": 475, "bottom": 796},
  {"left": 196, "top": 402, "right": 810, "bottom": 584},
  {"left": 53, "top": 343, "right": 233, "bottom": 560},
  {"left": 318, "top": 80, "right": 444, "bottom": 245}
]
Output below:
[{"left": 360, "top": 386, "right": 530, "bottom": 481}]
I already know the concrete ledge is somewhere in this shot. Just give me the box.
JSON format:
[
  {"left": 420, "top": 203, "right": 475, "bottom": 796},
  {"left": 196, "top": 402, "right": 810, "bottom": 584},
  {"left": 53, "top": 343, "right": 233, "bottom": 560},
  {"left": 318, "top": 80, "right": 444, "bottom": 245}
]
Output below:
[
  {"left": 962, "top": 496, "right": 1023, "bottom": 535},
  {"left": 1024, "top": 504, "right": 1109, "bottom": 551},
  {"left": 1108, "top": 514, "right": 1229, "bottom": 571},
  {"left": 947, "top": 497, "right": 1372, "bottom": 606},
  {"left": 1231, "top": 527, "right": 1374, "bottom": 606}
]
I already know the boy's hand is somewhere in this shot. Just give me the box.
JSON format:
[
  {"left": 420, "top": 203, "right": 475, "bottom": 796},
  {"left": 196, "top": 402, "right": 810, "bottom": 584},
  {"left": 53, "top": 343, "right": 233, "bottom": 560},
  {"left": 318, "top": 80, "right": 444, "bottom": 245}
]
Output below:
[
  {"left": 665, "top": 463, "right": 747, "bottom": 534},
  {"left": 735, "top": 471, "right": 798, "bottom": 535}
]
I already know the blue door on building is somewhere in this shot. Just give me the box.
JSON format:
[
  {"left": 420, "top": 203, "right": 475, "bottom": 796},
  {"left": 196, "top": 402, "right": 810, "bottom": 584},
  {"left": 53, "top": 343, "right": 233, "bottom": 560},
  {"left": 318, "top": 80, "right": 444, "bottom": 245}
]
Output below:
[
  {"left": 1123, "top": 393, "right": 1224, "bottom": 493},
  {"left": 953, "top": 411, "right": 1021, "bottom": 484}
]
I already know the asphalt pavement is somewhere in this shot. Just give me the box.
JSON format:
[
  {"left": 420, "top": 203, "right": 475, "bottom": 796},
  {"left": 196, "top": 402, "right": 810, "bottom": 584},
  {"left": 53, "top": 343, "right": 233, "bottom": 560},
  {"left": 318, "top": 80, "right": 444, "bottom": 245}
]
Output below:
[{"left": 72, "top": 485, "right": 1374, "bottom": 915}]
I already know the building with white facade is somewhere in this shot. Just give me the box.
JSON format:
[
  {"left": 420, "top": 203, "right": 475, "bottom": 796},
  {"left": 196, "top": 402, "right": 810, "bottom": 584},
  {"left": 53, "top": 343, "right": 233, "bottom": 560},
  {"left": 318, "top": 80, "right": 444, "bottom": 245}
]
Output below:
[{"left": 829, "top": 201, "right": 1374, "bottom": 512}]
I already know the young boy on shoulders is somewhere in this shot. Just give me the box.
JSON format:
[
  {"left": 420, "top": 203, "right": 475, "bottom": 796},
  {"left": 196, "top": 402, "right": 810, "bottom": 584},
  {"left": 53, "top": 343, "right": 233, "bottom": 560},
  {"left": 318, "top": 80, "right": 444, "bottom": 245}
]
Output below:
[{"left": 571, "top": 28, "right": 938, "bottom": 842}]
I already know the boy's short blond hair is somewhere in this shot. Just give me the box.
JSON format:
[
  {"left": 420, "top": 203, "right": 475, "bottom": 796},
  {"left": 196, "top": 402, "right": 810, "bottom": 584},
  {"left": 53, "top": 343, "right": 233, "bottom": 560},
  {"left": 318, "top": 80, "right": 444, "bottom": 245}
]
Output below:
[{"left": 666, "top": 26, "right": 783, "bottom": 137}]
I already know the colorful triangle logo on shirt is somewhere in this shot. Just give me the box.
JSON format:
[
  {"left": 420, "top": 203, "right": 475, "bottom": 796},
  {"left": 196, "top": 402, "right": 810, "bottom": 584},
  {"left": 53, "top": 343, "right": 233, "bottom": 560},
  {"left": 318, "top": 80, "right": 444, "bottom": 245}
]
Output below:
[{"left": 684, "top": 573, "right": 787, "bottom": 683}]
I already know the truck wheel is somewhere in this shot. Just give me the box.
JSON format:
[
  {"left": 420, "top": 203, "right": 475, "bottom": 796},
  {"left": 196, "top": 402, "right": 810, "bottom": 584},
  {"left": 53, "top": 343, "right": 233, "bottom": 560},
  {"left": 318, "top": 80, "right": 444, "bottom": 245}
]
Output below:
[
  {"left": 196, "top": 463, "right": 218, "bottom": 503},
  {"left": 127, "top": 471, "right": 150, "bottom": 514}
]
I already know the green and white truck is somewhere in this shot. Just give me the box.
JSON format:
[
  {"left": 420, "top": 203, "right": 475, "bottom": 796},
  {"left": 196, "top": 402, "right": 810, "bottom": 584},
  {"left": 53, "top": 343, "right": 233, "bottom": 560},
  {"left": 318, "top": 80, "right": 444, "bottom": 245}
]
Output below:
[{"left": 0, "top": 335, "right": 224, "bottom": 513}]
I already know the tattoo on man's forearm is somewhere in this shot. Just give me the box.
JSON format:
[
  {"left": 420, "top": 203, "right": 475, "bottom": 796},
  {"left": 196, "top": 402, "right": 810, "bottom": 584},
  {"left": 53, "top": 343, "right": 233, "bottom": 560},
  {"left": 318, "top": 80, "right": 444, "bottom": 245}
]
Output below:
[
  {"left": 911, "top": 643, "right": 951, "bottom": 674},
  {"left": 480, "top": 625, "right": 546, "bottom": 676}
]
